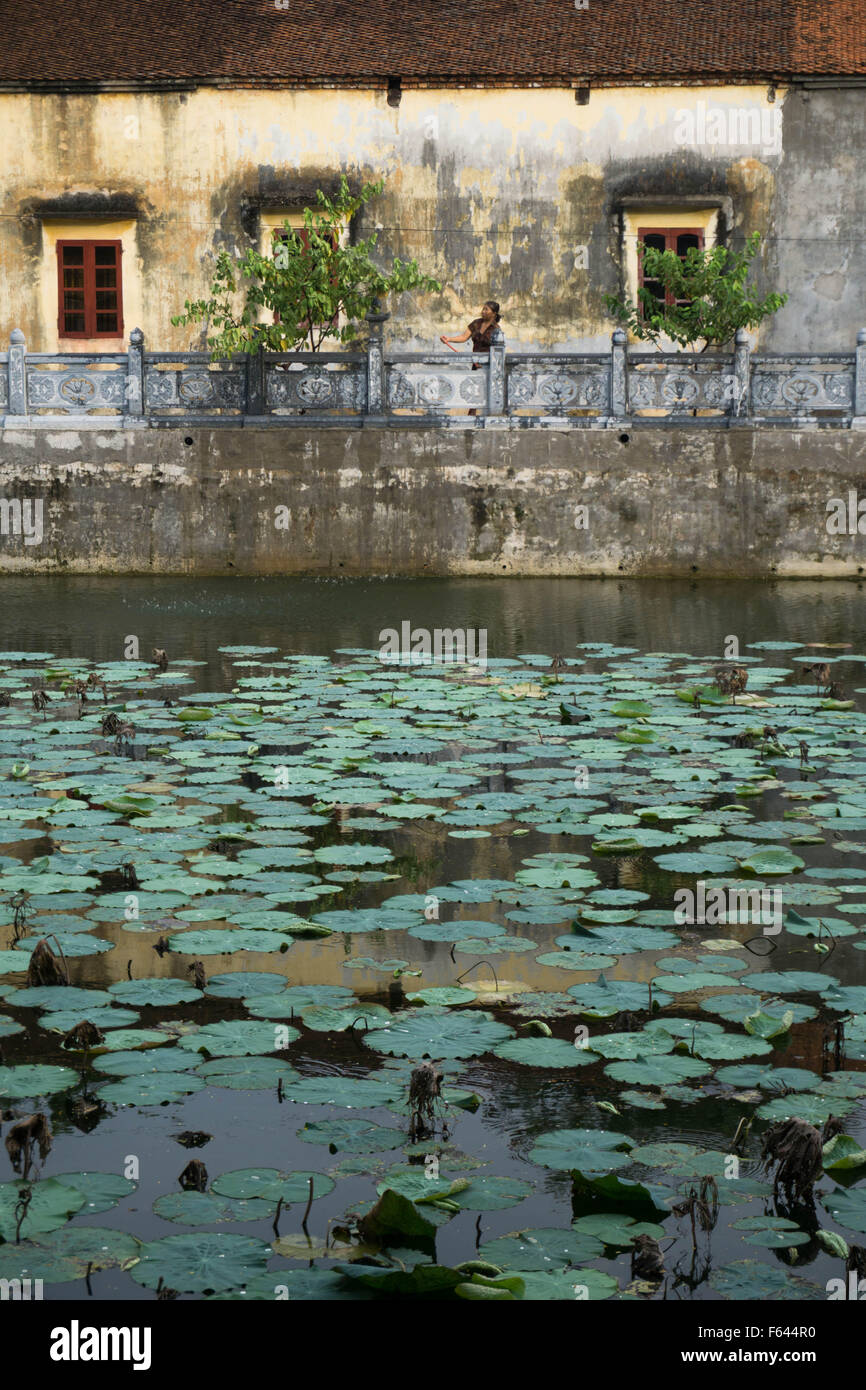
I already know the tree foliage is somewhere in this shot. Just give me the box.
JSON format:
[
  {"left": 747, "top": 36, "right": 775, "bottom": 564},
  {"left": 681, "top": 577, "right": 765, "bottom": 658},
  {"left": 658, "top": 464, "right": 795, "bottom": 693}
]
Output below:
[
  {"left": 604, "top": 232, "right": 787, "bottom": 351},
  {"left": 172, "top": 178, "right": 441, "bottom": 355}
]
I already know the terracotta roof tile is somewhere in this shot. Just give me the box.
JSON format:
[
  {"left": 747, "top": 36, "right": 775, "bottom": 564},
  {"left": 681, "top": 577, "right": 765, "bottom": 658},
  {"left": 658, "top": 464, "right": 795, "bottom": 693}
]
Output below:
[{"left": 0, "top": 0, "right": 863, "bottom": 86}]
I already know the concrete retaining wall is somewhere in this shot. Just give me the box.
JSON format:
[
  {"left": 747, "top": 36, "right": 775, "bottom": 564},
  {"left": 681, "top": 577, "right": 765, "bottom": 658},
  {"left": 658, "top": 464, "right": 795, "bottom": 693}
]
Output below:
[{"left": 0, "top": 424, "right": 864, "bottom": 577}]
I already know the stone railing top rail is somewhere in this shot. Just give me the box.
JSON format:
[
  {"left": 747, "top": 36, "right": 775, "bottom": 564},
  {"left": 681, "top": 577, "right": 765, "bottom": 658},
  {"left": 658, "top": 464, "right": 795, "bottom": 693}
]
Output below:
[
  {"left": 24, "top": 352, "right": 130, "bottom": 364},
  {"left": 386, "top": 351, "right": 492, "bottom": 364},
  {"left": 12, "top": 346, "right": 857, "bottom": 364},
  {"left": 266, "top": 353, "right": 366, "bottom": 365}
]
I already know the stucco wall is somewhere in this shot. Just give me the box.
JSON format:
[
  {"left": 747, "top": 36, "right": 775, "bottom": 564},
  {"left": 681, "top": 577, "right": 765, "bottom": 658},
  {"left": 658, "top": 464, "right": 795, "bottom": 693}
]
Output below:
[
  {"left": 0, "top": 83, "right": 862, "bottom": 355},
  {"left": 0, "top": 424, "right": 864, "bottom": 576}
]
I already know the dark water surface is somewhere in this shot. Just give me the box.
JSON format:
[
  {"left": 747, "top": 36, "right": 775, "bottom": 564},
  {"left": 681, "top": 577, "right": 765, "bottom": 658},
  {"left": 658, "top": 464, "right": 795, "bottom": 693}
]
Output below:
[
  {"left": 4, "top": 574, "right": 866, "bottom": 687},
  {"left": 2, "top": 575, "right": 866, "bottom": 1302}
]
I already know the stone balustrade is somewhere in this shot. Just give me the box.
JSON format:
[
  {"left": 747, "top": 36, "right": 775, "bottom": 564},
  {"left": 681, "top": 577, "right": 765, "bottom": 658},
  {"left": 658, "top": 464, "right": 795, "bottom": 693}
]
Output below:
[{"left": 3, "top": 317, "right": 865, "bottom": 430}]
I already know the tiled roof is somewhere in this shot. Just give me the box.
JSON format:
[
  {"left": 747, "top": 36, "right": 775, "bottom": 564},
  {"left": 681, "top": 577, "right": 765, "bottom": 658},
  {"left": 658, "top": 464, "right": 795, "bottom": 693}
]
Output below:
[{"left": 1, "top": 0, "right": 864, "bottom": 87}]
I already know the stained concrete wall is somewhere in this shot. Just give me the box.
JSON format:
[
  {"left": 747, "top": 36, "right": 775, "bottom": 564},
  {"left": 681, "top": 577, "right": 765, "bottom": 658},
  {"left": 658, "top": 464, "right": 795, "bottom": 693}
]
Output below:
[
  {"left": 0, "top": 425, "right": 864, "bottom": 576},
  {"left": 0, "top": 83, "right": 863, "bottom": 354}
]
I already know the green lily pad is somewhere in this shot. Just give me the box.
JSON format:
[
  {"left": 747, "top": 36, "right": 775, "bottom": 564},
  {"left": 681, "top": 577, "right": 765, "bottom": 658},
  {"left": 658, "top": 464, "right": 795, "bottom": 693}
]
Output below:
[
  {"left": 572, "top": 1213, "right": 665, "bottom": 1246},
  {"left": 169, "top": 930, "right": 291, "bottom": 955},
  {"left": 536, "top": 951, "right": 618, "bottom": 971},
  {"left": 108, "top": 978, "right": 203, "bottom": 1007},
  {"left": 354, "top": 1189, "right": 440, "bottom": 1247},
  {"left": 692, "top": 1032, "right": 773, "bottom": 1059},
  {"left": 51, "top": 1171, "right": 137, "bottom": 1214},
  {"left": 364, "top": 1008, "right": 514, "bottom": 1060},
  {"left": 0, "top": 1064, "right": 78, "bottom": 1098},
  {"left": 97, "top": 1028, "right": 172, "bottom": 1052},
  {"left": 738, "top": 848, "right": 806, "bottom": 875},
  {"left": 409, "top": 919, "right": 505, "bottom": 943},
  {"left": 0, "top": 1226, "right": 139, "bottom": 1283},
  {"left": 588, "top": 1031, "right": 676, "bottom": 1060},
  {"left": 604, "top": 1055, "right": 712, "bottom": 1085},
  {"left": 41, "top": 1006, "right": 141, "bottom": 1032},
  {"left": 519, "top": 1269, "right": 618, "bottom": 1300},
  {"left": 8, "top": 986, "right": 113, "bottom": 1011},
  {"left": 94, "top": 1048, "right": 192, "bottom": 1075},
  {"left": 709, "top": 1260, "right": 822, "bottom": 1300},
  {"left": 478, "top": 1227, "right": 605, "bottom": 1270},
  {"left": 299, "top": 1003, "right": 391, "bottom": 1032},
  {"left": 211, "top": 1169, "right": 335, "bottom": 1203},
  {"left": 97, "top": 1071, "right": 206, "bottom": 1104},
  {"left": 447, "top": 1174, "right": 534, "bottom": 1212},
  {"left": 743, "top": 1009, "right": 793, "bottom": 1039},
  {"left": 209, "top": 1267, "right": 373, "bottom": 1300},
  {"left": 530, "top": 1128, "right": 633, "bottom": 1174},
  {"left": 283, "top": 1075, "right": 404, "bottom": 1108},
  {"left": 822, "top": 1135, "right": 866, "bottom": 1171},
  {"left": 177, "top": 1020, "right": 299, "bottom": 1057},
  {"left": 405, "top": 987, "right": 477, "bottom": 1006},
  {"left": 732, "top": 1215, "right": 810, "bottom": 1248},
  {"left": 493, "top": 1037, "right": 598, "bottom": 1068},
  {"left": 0, "top": 1179, "right": 85, "bottom": 1240},
  {"left": 194, "top": 1056, "right": 297, "bottom": 1089},
  {"left": 153, "top": 1192, "right": 272, "bottom": 1225},
  {"left": 298, "top": 1119, "right": 406, "bottom": 1154},
  {"left": 130, "top": 1232, "right": 271, "bottom": 1293},
  {"left": 567, "top": 976, "right": 670, "bottom": 1017}
]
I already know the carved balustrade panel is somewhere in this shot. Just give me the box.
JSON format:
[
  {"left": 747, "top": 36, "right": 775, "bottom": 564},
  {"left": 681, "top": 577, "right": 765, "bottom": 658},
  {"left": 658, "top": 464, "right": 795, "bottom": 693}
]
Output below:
[
  {"left": 506, "top": 358, "right": 608, "bottom": 413},
  {"left": 145, "top": 360, "right": 245, "bottom": 414},
  {"left": 26, "top": 359, "right": 127, "bottom": 415},
  {"left": 266, "top": 360, "right": 366, "bottom": 413},
  {"left": 386, "top": 357, "right": 486, "bottom": 412},
  {"left": 750, "top": 357, "right": 854, "bottom": 416},
  {"left": 628, "top": 356, "right": 735, "bottom": 416}
]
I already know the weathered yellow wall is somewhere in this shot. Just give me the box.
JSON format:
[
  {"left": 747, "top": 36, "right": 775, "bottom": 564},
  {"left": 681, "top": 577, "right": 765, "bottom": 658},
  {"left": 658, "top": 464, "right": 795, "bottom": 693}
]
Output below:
[{"left": 0, "top": 83, "right": 827, "bottom": 353}]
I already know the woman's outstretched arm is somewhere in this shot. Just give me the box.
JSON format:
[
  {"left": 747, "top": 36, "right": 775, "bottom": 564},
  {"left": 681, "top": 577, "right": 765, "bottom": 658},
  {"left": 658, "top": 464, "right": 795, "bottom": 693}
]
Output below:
[{"left": 440, "top": 329, "right": 472, "bottom": 346}]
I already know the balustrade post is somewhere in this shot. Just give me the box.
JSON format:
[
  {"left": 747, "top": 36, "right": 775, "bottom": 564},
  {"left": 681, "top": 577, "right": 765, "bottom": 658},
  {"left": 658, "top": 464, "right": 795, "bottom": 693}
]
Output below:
[
  {"left": 732, "top": 327, "right": 751, "bottom": 420},
  {"left": 365, "top": 298, "right": 390, "bottom": 422},
  {"left": 8, "top": 329, "right": 27, "bottom": 417},
  {"left": 854, "top": 328, "right": 866, "bottom": 427},
  {"left": 610, "top": 328, "right": 627, "bottom": 418},
  {"left": 126, "top": 327, "right": 145, "bottom": 418},
  {"left": 246, "top": 347, "right": 266, "bottom": 416},
  {"left": 486, "top": 325, "right": 506, "bottom": 416}
]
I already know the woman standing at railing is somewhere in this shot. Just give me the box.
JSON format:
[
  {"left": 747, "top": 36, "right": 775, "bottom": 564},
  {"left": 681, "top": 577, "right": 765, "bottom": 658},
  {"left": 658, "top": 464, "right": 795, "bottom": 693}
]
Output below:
[{"left": 441, "top": 301, "right": 502, "bottom": 414}]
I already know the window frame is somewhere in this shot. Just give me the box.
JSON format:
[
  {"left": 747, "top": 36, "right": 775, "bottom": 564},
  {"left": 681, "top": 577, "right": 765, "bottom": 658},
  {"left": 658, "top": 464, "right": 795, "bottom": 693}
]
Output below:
[
  {"left": 637, "top": 226, "right": 704, "bottom": 313},
  {"left": 56, "top": 238, "right": 124, "bottom": 339}
]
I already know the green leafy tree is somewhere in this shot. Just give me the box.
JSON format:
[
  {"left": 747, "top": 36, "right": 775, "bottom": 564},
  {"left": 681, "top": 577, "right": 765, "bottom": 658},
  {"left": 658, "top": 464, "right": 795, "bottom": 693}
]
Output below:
[
  {"left": 172, "top": 177, "right": 441, "bottom": 355},
  {"left": 604, "top": 232, "right": 787, "bottom": 352}
]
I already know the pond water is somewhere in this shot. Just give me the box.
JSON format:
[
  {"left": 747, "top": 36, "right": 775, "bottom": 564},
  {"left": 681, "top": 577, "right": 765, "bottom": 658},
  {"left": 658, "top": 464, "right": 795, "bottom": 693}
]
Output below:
[{"left": 2, "top": 576, "right": 866, "bottom": 1302}]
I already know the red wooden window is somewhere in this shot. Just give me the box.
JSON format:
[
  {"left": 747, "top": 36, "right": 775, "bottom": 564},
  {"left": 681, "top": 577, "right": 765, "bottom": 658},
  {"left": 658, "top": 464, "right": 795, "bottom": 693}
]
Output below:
[
  {"left": 56, "top": 240, "right": 123, "bottom": 338},
  {"left": 637, "top": 227, "right": 703, "bottom": 312}
]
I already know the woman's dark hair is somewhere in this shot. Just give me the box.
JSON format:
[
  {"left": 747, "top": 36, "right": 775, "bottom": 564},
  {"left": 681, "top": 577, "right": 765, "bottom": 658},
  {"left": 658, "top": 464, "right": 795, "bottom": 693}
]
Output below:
[{"left": 484, "top": 300, "right": 501, "bottom": 322}]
